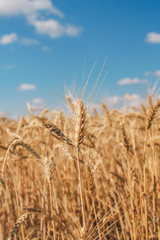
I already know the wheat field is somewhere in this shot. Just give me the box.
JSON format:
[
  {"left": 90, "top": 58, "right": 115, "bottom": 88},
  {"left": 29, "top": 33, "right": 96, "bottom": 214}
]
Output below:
[{"left": 0, "top": 94, "right": 160, "bottom": 240}]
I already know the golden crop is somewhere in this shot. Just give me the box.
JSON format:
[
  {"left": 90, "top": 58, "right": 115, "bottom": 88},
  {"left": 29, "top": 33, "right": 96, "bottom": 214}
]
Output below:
[{"left": 0, "top": 95, "right": 160, "bottom": 239}]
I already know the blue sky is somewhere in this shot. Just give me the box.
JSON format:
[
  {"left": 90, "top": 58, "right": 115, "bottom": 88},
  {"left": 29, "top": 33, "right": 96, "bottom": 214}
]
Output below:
[{"left": 0, "top": 0, "right": 160, "bottom": 117}]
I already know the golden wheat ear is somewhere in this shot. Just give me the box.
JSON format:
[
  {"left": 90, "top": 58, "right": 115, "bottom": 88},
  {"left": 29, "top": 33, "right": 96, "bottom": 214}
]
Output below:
[
  {"left": 37, "top": 117, "right": 73, "bottom": 146},
  {"left": 43, "top": 156, "right": 56, "bottom": 182},
  {"left": 147, "top": 94, "right": 153, "bottom": 109},
  {"left": 9, "top": 213, "right": 29, "bottom": 240},
  {"left": 12, "top": 140, "right": 41, "bottom": 159},
  {"left": 146, "top": 99, "right": 160, "bottom": 130},
  {"left": 59, "top": 143, "right": 74, "bottom": 161},
  {"left": 9, "top": 210, "right": 44, "bottom": 240},
  {"left": 75, "top": 99, "right": 86, "bottom": 148},
  {"left": 121, "top": 124, "right": 133, "bottom": 154},
  {"left": 66, "top": 95, "right": 75, "bottom": 114},
  {"left": 101, "top": 103, "right": 112, "bottom": 127},
  {"left": 86, "top": 165, "right": 96, "bottom": 197}
]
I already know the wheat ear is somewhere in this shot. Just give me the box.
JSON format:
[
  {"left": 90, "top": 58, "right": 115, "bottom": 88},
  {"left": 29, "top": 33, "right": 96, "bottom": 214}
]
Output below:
[
  {"left": 59, "top": 143, "right": 74, "bottom": 161},
  {"left": 75, "top": 99, "right": 86, "bottom": 148},
  {"left": 9, "top": 213, "right": 29, "bottom": 240},
  {"left": 86, "top": 165, "right": 96, "bottom": 196},
  {"left": 121, "top": 124, "right": 133, "bottom": 154},
  {"left": 66, "top": 95, "right": 75, "bottom": 113},
  {"left": 147, "top": 94, "right": 153, "bottom": 109},
  {"left": 38, "top": 117, "right": 73, "bottom": 146},
  {"left": 101, "top": 103, "right": 112, "bottom": 126},
  {"left": 146, "top": 99, "right": 160, "bottom": 130},
  {"left": 125, "top": 113, "right": 144, "bottom": 120},
  {"left": 43, "top": 156, "right": 56, "bottom": 182},
  {"left": 12, "top": 140, "right": 41, "bottom": 159}
]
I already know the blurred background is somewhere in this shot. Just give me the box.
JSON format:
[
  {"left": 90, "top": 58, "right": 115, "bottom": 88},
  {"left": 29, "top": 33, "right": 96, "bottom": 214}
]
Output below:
[{"left": 0, "top": 0, "right": 160, "bottom": 117}]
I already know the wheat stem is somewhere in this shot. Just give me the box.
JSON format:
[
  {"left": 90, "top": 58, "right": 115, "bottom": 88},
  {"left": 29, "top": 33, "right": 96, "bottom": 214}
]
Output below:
[{"left": 76, "top": 147, "right": 85, "bottom": 228}]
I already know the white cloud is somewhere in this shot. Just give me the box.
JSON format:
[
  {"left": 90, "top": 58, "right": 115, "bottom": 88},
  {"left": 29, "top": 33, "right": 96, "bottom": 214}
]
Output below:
[
  {"left": 118, "top": 77, "right": 147, "bottom": 85},
  {"left": 0, "top": 35, "right": 39, "bottom": 46},
  {"left": 107, "top": 96, "right": 122, "bottom": 106},
  {"left": 29, "top": 18, "right": 82, "bottom": 38},
  {"left": 5, "top": 64, "right": 15, "bottom": 69},
  {"left": 102, "top": 94, "right": 145, "bottom": 109},
  {"left": 145, "top": 32, "right": 160, "bottom": 43},
  {"left": 41, "top": 46, "right": 51, "bottom": 51},
  {"left": 153, "top": 70, "right": 160, "bottom": 77},
  {"left": 124, "top": 94, "right": 145, "bottom": 108},
  {"left": 144, "top": 71, "right": 150, "bottom": 77},
  {"left": 65, "top": 24, "right": 82, "bottom": 36},
  {"left": 102, "top": 96, "right": 123, "bottom": 109},
  {"left": 0, "top": 64, "right": 15, "bottom": 69},
  {"left": 0, "top": 0, "right": 82, "bottom": 39},
  {"left": 19, "top": 84, "right": 36, "bottom": 90},
  {"left": 20, "top": 37, "right": 39, "bottom": 45},
  {"left": 0, "top": 0, "right": 63, "bottom": 18},
  {"left": 32, "top": 98, "right": 43, "bottom": 104},
  {"left": 0, "top": 33, "right": 18, "bottom": 45}
]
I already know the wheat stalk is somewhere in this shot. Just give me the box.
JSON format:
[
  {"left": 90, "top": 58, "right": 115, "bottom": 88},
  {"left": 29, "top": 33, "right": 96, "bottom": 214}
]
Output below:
[
  {"left": 86, "top": 165, "right": 102, "bottom": 239},
  {"left": 74, "top": 99, "right": 87, "bottom": 229}
]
